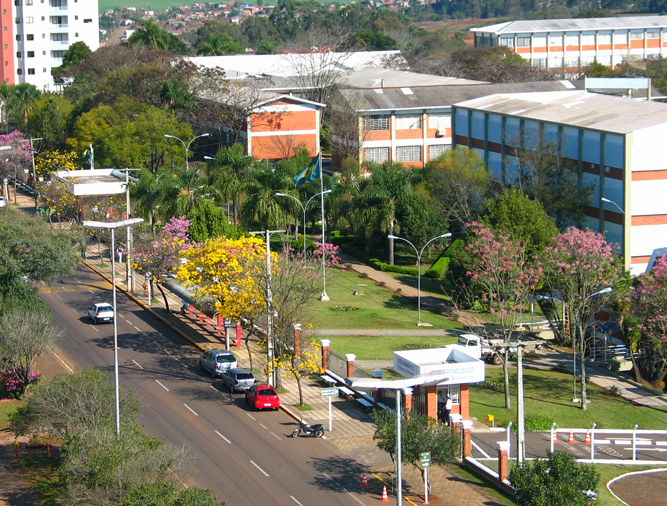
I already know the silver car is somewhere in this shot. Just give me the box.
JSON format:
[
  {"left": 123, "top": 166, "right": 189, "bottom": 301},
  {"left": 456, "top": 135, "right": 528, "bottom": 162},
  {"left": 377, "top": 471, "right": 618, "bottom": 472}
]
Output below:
[
  {"left": 199, "top": 349, "right": 238, "bottom": 378},
  {"left": 220, "top": 368, "right": 255, "bottom": 393},
  {"left": 87, "top": 303, "right": 114, "bottom": 324}
]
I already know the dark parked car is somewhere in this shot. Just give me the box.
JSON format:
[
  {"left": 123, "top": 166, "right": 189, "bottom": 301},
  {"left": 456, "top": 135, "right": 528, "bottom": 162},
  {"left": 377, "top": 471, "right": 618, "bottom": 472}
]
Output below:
[
  {"left": 199, "top": 349, "right": 237, "bottom": 378},
  {"left": 220, "top": 368, "right": 255, "bottom": 393}
]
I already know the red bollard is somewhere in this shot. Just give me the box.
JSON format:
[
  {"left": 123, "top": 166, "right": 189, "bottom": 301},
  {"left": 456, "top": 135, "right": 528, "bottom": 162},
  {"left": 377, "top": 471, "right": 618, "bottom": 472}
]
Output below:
[{"left": 235, "top": 322, "right": 242, "bottom": 346}]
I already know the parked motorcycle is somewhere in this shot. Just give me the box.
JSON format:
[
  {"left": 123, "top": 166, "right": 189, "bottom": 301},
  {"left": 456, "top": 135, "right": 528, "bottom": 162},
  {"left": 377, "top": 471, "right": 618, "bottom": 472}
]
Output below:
[{"left": 291, "top": 420, "right": 325, "bottom": 438}]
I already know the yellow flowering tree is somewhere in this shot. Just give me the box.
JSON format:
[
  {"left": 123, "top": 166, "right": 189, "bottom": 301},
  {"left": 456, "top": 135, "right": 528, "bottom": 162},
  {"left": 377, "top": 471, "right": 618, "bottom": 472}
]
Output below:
[{"left": 272, "top": 333, "right": 321, "bottom": 407}]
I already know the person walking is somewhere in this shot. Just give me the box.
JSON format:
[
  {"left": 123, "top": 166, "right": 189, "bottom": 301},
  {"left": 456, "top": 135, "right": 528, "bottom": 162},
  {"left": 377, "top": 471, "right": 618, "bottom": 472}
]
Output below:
[
  {"left": 444, "top": 395, "right": 453, "bottom": 426},
  {"left": 437, "top": 391, "right": 447, "bottom": 424}
]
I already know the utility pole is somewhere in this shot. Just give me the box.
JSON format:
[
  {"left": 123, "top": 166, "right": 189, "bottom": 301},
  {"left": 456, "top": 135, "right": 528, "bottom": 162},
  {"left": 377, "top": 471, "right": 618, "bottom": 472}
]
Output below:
[{"left": 20, "top": 137, "right": 42, "bottom": 209}]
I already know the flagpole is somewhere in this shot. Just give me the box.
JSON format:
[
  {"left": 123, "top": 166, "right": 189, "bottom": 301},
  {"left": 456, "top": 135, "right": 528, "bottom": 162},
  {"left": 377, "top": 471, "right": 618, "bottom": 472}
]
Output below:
[{"left": 319, "top": 152, "right": 329, "bottom": 302}]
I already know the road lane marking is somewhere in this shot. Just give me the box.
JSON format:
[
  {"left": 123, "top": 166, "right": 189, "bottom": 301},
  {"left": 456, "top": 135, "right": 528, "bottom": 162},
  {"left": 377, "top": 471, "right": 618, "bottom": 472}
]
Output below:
[
  {"left": 55, "top": 293, "right": 63, "bottom": 300},
  {"left": 131, "top": 360, "right": 143, "bottom": 369},
  {"left": 155, "top": 380, "right": 169, "bottom": 392},
  {"left": 134, "top": 326, "right": 141, "bottom": 332},
  {"left": 54, "top": 352, "right": 74, "bottom": 373},
  {"left": 70, "top": 307, "right": 78, "bottom": 315},
  {"left": 215, "top": 431, "right": 231, "bottom": 444},
  {"left": 249, "top": 460, "right": 269, "bottom": 477},
  {"left": 183, "top": 404, "right": 198, "bottom": 416},
  {"left": 260, "top": 423, "right": 268, "bottom": 430},
  {"left": 271, "top": 432, "right": 281, "bottom": 440},
  {"left": 290, "top": 496, "right": 304, "bottom": 506},
  {"left": 246, "top": 413, "right": 256, "bottom": 421},
  {"left": 323, "top": 473, "right": 365, "bottom": 505}
]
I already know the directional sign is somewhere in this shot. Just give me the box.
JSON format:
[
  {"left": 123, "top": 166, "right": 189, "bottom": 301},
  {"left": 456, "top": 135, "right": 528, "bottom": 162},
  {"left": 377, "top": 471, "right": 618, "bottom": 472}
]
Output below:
[
  {"left": 223, "top": 318, "right": 234, "bottom": 329},
  {"left": 420, "top": 451, "right": 431, "bottom": 468},
  {"left": 321, "top": 387, "right": 339, "bottom": 397}
]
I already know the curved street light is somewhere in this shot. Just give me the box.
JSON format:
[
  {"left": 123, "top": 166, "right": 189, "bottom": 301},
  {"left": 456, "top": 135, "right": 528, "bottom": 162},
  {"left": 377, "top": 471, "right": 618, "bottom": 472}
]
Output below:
[
  {"left": 164, "top": 132, "right": 210, "bottom": 172},
  {"left": 387, "top": 232, "right": 452, "bottom": 326},
  {"left": 275, "top": 189, "right": 332, "bottom": 259}
]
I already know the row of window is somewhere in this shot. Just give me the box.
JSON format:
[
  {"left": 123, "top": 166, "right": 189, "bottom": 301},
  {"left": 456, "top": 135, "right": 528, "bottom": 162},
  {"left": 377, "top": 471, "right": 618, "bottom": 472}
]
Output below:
[
  {"left": 531, "top": 54, "right": 615, "bottom": 68},
  {"left": 502, "top": 30, "right": 665, "bottom": 48},
  {"left": 363, "top": 114, "right": 449, "bottom": 131},
  {"left": 15, "top": 33, "right": 69, "bottom": 42},
  {"left": 364, "top": 145, "right": 451, "bottom": 163}
]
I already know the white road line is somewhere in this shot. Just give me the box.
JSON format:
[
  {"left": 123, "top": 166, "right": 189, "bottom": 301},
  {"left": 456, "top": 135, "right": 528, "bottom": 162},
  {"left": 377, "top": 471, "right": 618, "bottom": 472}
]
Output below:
[
  {"left": 70, "top": 307, "right": 78, "bottom": 315},
  {"left": 322, "top": 472, "right": 365, "bottom": 506},
  {"left": 53, "top": 352, "right": 74, "bottom": 373},
  {"left": 131, "top": 360, "right": 143, "bottom": 369},
  {"left": 290, "top": 496, "right": 304, "bottom": 506},
  {"left": 246, "top": 413, "right": 256, "bottom": 421},
  {"left": 164, "top": 349, "right": 171, "bottom": 355},
  {"left": 91, "top": 326, "right": 99, "bottom": 333},
  {"left": 134, "top": 326, "right": 141, "bottom": 332},
  {"left": 249, "top": 460, "right": 269, "bottom": 477},
  {"left": 271, "top": 432, "right": 281, "bottom": 441},
  {"left": 215, "top": 431, "right": 232, "bottom": 444},
  {"left": 183, "top": 404, "right": 198, "bottom": 416},
  {"left": 55, "top": 293, "right": 62, "bottom": 300},
  {"left": 155, "top": 380, "right": 169, "bottom": 392},
  {"left": 260, "top": 423, "right": 268, "bottom": 430}
]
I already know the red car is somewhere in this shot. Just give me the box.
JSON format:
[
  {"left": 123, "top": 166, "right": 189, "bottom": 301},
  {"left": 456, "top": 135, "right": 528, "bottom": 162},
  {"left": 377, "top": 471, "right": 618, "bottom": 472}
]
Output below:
[{"left": 245, "top": 383, "right": 280, "bottom": 410}]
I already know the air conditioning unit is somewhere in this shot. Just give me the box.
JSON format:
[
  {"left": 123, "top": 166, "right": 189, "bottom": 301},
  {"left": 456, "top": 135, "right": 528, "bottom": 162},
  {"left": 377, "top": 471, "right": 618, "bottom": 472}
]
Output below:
[{"left": 435, "top": 129, "right": 444, "bottom": 138}]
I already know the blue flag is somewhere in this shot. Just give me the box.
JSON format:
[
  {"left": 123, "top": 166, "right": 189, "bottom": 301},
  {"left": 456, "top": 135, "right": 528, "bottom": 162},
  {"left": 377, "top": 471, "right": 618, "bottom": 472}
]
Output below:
[{"left": 294, "top": 154, "right": 321, "bottom": 188}]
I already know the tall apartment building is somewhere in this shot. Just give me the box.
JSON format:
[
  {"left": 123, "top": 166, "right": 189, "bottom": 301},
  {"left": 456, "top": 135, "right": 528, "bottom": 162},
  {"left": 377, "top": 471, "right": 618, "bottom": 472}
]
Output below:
[
  {"left": 471, "top": 15, "right": 667, "bottom": 72},
  {"left": 1, "top": 0, "right": 99, "bottom": 91}
]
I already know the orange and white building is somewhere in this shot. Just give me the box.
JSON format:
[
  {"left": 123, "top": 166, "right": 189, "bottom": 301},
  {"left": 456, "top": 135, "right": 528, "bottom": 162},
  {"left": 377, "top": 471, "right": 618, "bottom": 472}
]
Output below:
[
  {"left": 452, "top": 90, "right": 667, "bottom": 274},
  {"left": 0, "top": 0, "right": 99, "bottom": 91},
  {"left": 471, "top": 15, "right": 667, "bottom": 72}
]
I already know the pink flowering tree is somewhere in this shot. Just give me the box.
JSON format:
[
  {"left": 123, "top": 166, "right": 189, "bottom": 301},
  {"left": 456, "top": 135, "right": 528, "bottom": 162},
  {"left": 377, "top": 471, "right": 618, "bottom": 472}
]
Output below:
[
  {"left": 632, "top": 255, "right": 667, "bottom": 387},
  {"left": 539, "top": 227, "right": 619, "bottom": 409},
  {"left": 464, "top": 222, "right": 543, "bottom": 408},
  {"left": 0, "top": 131, "right": 32, "bottom": 188},
  {"left": 132, "top": 216, "right": 196, "bottom": 311}
]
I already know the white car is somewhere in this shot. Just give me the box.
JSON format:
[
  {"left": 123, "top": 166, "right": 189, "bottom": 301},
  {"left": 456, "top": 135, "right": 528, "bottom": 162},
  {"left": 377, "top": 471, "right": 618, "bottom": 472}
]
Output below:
[
  {"left": 0, "top": 196, "right": 5, "bottom": 207},
  {"left": 88, "top": 303, "right": 114, "bottom": 324}
]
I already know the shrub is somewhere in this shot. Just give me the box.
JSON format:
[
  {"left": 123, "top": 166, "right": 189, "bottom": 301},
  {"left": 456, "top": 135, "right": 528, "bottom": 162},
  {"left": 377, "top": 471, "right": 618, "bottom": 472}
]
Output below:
[
  {"left": 424, "top": 256, "right": 451, "bottom": 279},
  {"left": 1, "top": 368, "right": 41, "bottom": 399},
  {"left": 524, "top": 415, "right": 554, "bottom": 431}
]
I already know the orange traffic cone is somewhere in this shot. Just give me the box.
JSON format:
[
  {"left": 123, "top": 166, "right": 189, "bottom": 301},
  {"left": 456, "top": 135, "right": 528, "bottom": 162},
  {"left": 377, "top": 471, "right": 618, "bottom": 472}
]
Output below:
[
  {"left": 567, "top": 431, "right": 575, "bottom": 444},
  {"left": 361, "top": 472, "right": 369, "bottom": 486},
  {"left": 552, "top": 430, "right": 559, "bottom": 444},
  {"left": 584, "top": 431, "right": 591, "bottom": 445},
  {"left": 380, "top": 484, "right": 390, "bottom": 502}
]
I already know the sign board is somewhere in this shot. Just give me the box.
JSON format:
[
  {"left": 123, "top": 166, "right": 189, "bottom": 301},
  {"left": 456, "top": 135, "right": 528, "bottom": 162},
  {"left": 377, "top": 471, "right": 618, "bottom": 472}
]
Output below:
[
  {"left": 321, "top": 387, "right": 339, "bottom": 397},
  {"left": 420, "top": 451, "right": 431, "bottom": 468},
  {"left": 223, "top": 318, "right": 234, "bottom": 329}
]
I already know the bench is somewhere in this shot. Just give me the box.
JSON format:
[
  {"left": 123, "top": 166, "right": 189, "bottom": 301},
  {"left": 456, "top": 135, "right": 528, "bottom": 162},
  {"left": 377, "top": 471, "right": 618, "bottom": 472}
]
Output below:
[
  {"left": 356, "top": 397, "right": 374, "bottom": 410},
  {"left": 320, "top": 374, "right": 337, "bottom": 386},
  {"left": 339, "top": 386, "right": 355, "bottom": 399}
]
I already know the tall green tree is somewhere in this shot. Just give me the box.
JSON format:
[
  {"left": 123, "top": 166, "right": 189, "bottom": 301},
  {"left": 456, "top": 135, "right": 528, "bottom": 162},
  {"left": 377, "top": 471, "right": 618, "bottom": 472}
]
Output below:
[
  {"left": 26, "top": 93, "right": 74, "bottom": 151},
  {"left": 128, "top": 20, "right": 187, "bottom": 54},
  {"left": 196, "top": 33, "right": 244, "bottom": 56}
]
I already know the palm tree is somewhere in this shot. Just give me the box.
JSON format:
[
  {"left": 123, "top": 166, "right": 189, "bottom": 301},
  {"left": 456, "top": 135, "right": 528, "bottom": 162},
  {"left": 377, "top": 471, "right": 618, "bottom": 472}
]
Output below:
[
  {"left": 131, "top": 168, "right": 172, "bottom": 235},
  {"left": 165, "top": 165, "right": 221, "bottom": 217},
  {"left": 240, "top": 162, "right": 295, "bottom": 230},
  {"left": 196, "top": 34, "right": 243, "bottom": 56}
]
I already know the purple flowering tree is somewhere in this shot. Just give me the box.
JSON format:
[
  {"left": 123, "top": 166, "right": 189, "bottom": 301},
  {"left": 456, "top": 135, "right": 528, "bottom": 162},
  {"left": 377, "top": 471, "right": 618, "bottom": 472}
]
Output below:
[
  {"left": 540, "top": 227, "right": 619, "bottom": 410},
  {"left": 132, "top": 216, "right": 196, "bottom": 311},
  {"left": 464, "top": 222, "right": 543, "bottom": 408},
  {"left": 633, "top": 255, "right": 667, "bottom": 387}
]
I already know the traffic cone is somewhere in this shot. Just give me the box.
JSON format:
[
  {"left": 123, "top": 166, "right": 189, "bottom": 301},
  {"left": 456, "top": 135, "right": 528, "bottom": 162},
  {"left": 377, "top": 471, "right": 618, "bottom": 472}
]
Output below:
[
  {"left": 361, "top": 472, "right": 369, "bottom": 486},
  {"left": 552, "top": 430, "right": 559, "bottom": 444},
  {"left": 567, "top": 431, "right": 575, "bottom": 444},
  {"left": 380, "top": 484, "right": 390, "bottom": 502},
  {"left": 584, "top": 430, "right": 591, "bottom": 445}
]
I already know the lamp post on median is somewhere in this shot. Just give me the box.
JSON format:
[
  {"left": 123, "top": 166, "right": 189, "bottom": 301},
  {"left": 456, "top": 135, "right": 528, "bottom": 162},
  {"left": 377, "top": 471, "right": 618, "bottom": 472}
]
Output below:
[
  {"left": 82, "top": 218, "right": 144, "bottom": 437},
  {"left": 387, "top": 233, "right": 452, "bottom": 326},
  {"left": 164, "top": 132, "right": 210, "bottom": 172},
  {"left": 275, "top": 190, "right": 332, "bottom": 260}
]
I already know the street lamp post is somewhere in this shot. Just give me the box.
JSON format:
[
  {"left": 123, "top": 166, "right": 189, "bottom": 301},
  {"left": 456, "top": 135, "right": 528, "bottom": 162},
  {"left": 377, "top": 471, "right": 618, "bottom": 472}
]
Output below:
[
  {"left": 275, "top": 190, "right": 332, "bottom": 260},
  {"left": 387, "top": 233, "right": 452, "bottom": 326},
  {"left": 82, "top": 218, "right": 144, "bottom": 437},
  {"left": 164, "top": 133, "right": 210, "bottom": 172}
]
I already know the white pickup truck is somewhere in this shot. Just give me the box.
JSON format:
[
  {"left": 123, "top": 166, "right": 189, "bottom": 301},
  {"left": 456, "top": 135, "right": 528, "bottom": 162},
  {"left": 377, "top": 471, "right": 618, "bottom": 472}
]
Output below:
[{"left": 454, "top": 333, "right": 545, "bottom": 365}]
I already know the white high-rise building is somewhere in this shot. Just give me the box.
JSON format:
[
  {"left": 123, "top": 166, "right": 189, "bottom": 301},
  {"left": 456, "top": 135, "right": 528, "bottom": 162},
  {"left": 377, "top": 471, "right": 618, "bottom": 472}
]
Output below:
[{"left": 1, "top": 0, "right": 99, "bottom": 91}]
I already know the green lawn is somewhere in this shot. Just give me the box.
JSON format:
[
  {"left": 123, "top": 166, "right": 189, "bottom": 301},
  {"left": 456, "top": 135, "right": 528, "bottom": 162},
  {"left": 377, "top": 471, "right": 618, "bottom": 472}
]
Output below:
[
  {"left": 304, "top": 267, "right": 463, "bottom": 330},
  {"left": 328, "top": 335, "right": 458, "bottom": 361},
  {"left": 470, "top": 367, "right": 667, "bottom": 430}
]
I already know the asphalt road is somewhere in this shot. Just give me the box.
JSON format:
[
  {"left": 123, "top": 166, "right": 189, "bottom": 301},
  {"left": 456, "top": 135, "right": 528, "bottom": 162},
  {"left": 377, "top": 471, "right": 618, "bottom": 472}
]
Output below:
[{"left": 38, "top": 265, "right": 377, "bottom": 506}]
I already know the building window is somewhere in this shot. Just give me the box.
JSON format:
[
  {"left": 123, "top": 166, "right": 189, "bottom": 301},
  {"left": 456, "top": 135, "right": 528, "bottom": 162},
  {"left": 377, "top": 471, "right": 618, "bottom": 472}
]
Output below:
[
  {"left": 647, "top": 30, "right": 659, "bottom": 39},
  {"left": 549, "top": 56, "right": 563, "bottom": 67},
  {"left": 364, "top": 115, "right": 389, "bottom": 131},
  {"left": 549, "top": 34, "right": 563, "bottom": 46},
  {"left": 533, "top": 35, "right": 547, "bottom": 46},
  {"left": 565, "top": 56, "right": 580, "bottom": 67},
  {"left": 565, "top": 34, "right": 579, "bottom": 46},
  {"left": 16, "top": 51, "right": 21, "bottom": 58},
  {"left": 630, "top": 31, "right": 644, "bottom": 39},
  {"left": 396, "top": 114, "right": 421, "bottom": 130},
  {"left": 438, "top": 385, "right": 460, "bottom": 405},
  {"left": 499, "top": 37, "right": 514, "bottom": 47},
  {"left": 26, "top": 0, "right": 33, "bottom": 4},
  {"left": 15, "top": 17, "right": 20, "bottom": 23},
  {"left": 532, "top": 58, "right": 546, "bottom": 68},
  {"left": 27, "top": 34, "right": 33, "bottom": 40},
  {"left": 615, "top": 32, "right": 628, "bottom": 43},
  {"left": 517, "top": 36, "right": 531, "bottom": 47},
  {"left": 428, "top": 114, "right": 448, "bottom": 130},
  {"left": 17, "top": 69, "right": 22, "bottom": 74},
  {"left": 27, "top": 51, "right": 34, "bottom": 57},
  {"left": 84, "top": 18, "right": 92, "bottom": 23},
  {"left": 429, "top": 144, "right": 450, "bottom": 160},
  {"left": 25, "top": 17, "right": 33, "bottom": 23},
  {"left": 364, "top": 147, "right": 389, "bottom": 163},
  {"left": 28, "top": 68, "right": 35, "bottom": 75},
  {"left": 597, "top": 56, "right": 612, "bottom": 66},
  {"left": 581, "top": 33, "right": 595, "bottom": 45},
  {"left": 396, "top": 146, "right": 421, "bottom": 162},
  {"left": 598, "top": 33, "right": 611, "bottom": 44},
  {"left": 15, "top": 35, "right": 20, "bottom": 41}
]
